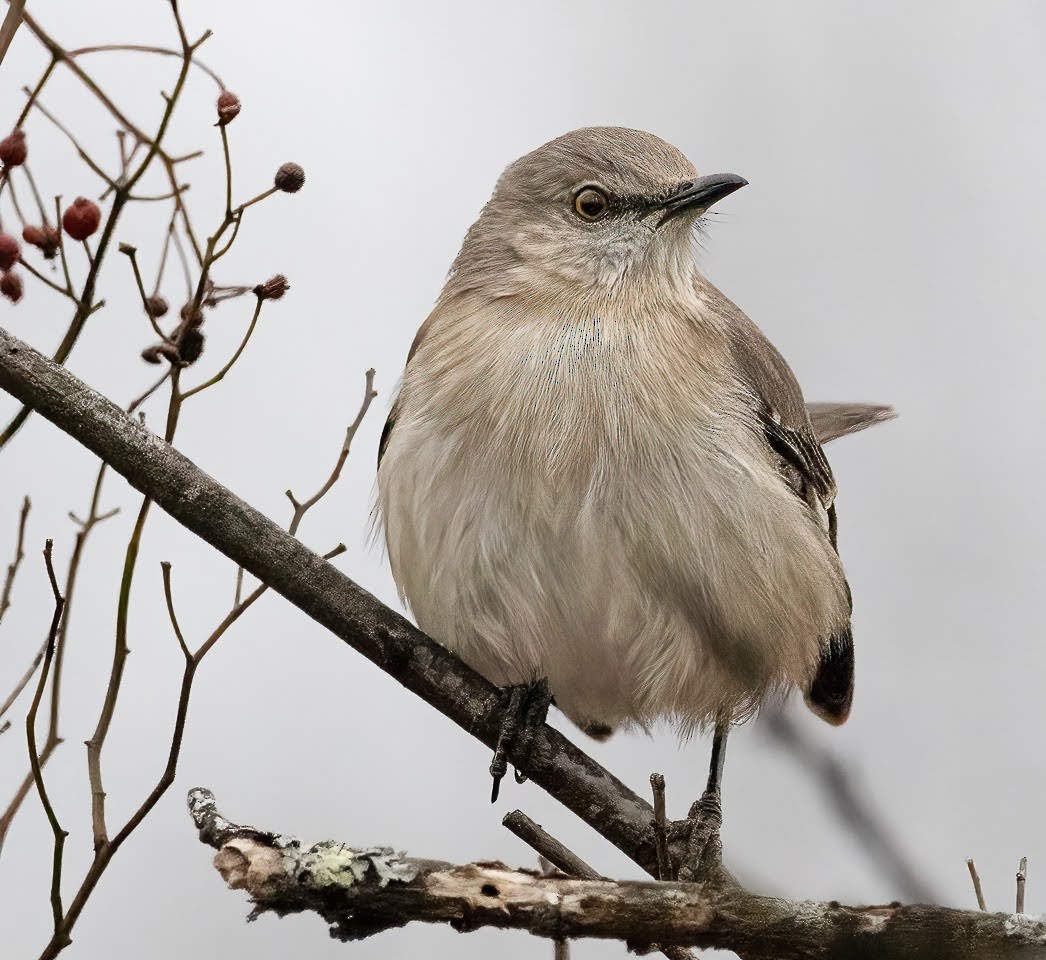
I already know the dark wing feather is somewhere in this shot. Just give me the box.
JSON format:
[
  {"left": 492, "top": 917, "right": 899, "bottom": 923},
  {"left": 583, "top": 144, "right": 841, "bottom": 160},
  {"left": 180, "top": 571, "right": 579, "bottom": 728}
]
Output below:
[
  {"left": 703, "top": 281, "right": 854, "bottom": 724},
  {"left": 377, "top": 313, "right": 439, "bottom": 468}
]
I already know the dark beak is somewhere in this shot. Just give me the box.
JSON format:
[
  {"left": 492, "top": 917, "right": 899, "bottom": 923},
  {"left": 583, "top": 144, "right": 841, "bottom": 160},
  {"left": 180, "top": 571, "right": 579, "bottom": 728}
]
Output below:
[{"left": 655, "top": 172, "right": 747, "bottom": 227}]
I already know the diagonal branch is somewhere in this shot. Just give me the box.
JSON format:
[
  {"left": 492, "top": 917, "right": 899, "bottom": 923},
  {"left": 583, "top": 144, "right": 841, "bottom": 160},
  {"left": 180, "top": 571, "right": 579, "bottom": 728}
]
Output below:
[
  {"left": 187, "top": 788, "right": 1045, "bottom": 960},
  {"left": 0, "top": 324, "right": 661, "bottom": 875}
]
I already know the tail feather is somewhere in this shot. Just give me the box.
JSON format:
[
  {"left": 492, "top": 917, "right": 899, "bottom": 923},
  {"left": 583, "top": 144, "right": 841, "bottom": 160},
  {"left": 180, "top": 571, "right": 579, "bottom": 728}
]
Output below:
[{"left": 804, "top": 626, "right": 854, "bottom": 725}]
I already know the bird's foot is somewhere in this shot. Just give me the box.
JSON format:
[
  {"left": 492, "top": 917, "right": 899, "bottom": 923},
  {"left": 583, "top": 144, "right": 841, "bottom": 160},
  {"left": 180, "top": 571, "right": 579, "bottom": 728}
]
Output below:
[
  {"left": 489, "top": 677, "right": 552, "bottom": 803},
  {"left": 670, "top": 788, "right": 728, "bottom": 884}
]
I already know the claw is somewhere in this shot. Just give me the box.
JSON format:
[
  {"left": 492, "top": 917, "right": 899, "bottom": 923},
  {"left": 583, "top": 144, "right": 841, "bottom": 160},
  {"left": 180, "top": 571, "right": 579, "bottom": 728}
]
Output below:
[{"left": 488, "top": 678, "right": 552, "bottom": 802}]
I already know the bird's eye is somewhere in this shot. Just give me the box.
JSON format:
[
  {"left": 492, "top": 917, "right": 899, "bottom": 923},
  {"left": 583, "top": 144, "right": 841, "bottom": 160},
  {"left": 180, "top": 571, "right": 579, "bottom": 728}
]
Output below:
[{"left": 574, "top": 187, "right": 609, "bottom": 222}]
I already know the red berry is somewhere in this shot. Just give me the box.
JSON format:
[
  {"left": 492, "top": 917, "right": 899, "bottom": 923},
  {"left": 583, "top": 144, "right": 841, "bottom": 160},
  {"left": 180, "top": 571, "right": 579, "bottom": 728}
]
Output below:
[
  {"left": 23, "top": 224, "right": 60, "bottom": 260},
  {"left": 0, "top": 130, "right": 27, "bottom": 167},
  {"left": 1, "top": 270, "right": 23, "bottom": 303},
  {"left": 62, "top": 197, "right": 102, "bottom": 241},
  {"left": 0, "top": 233, "right": 19, "bottom": 271}
]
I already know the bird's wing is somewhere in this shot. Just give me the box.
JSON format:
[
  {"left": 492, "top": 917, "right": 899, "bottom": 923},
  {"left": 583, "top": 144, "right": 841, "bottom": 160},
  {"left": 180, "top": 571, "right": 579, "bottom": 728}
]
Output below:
[
  {"left": 709, "top": 287, "right": 838, "bottom": 523},
  {"left": 378, "top": 312, "right": 440, "bottom": 467},
  {"left": 706, "top": 283, "right": 854, "bottom": 724}
]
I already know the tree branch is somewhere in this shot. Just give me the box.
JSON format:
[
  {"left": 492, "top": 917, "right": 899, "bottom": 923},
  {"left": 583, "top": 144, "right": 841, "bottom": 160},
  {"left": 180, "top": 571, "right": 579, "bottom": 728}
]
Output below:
[
  {"left": 0, "top": 324, "right": 662, "bottom": 875},
  {"left": 188, "top": 789, "right": 1045, "bottom": 959}
]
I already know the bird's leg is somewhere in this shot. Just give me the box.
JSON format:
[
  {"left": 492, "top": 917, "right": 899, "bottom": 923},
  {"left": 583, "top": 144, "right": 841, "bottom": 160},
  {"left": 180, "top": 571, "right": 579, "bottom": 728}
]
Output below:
[
  {"left": 488, "top": 677, "right": 553, "bottom": 803},
  {"left": 675, "top": 718, "right": 730, "bottom": 883}
]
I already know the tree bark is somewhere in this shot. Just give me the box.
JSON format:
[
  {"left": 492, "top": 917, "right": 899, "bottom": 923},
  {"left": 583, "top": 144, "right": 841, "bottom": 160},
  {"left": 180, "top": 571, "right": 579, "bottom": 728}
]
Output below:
[{"left": 189, "top": 788, "right": 1046, "bottom": 960}]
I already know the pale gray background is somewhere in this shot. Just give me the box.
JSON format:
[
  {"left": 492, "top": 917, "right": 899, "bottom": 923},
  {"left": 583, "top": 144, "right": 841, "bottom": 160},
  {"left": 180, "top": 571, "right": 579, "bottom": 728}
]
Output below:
[{"left": 2, "top": 1, "right": 1044, "bottom": 957}]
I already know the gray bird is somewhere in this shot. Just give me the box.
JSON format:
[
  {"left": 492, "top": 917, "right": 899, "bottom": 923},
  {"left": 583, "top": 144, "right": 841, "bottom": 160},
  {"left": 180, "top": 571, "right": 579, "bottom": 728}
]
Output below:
[{"left": 377, "top": 127, "right": 890, "bottom": 800}]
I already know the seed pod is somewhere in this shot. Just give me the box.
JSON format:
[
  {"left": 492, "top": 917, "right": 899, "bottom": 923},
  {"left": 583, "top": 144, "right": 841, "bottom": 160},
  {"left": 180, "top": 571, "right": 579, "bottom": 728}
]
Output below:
[
  {"left": 274, "top": 162, "right": 305, "bottom": 193},
  {"left": 144, "top": 295, "right": 169, "bottom": 319},
  {"left": 254, "top": 274, "right": 290, "bottom": 300},
  {"left": 216, "top": 90, "right": 241, "bottom": 126}
]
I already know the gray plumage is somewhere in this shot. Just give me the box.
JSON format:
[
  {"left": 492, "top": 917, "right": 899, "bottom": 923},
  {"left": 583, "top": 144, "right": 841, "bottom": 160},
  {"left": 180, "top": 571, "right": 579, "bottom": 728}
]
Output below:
[{"left": 377, "top": 127, "right": 888, "bottom": 738}]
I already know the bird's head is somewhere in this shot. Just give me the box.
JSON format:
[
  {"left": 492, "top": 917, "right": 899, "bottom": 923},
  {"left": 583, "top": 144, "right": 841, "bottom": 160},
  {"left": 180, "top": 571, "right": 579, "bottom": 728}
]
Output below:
[{"left": 449, "top": 127, "right": 746, "bottom": 296}]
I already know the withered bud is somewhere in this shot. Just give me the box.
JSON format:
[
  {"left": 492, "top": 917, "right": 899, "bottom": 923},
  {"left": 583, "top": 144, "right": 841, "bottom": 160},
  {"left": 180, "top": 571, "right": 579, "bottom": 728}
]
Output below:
[
  {"left": 0, "top": 129, "right": 27, "bottom": 167},
  {"left": 178, "top": 328, "right": 205, "bottom": 365},
  {"left": 22, "top": 224, "right": 60, "bottom": 260},
  {"left": 274, "top": 162, "right": 305, "bottom": 193},
  {"left": 141, "top": 342, "right": 181, "bottom": 365},
  {"left": 1, "top": 270, "right": 24, "bottom": 304},
  {"left": 144, "top": 295, "right": 169, "bottom": 319},
  {"left": 216, "top": 90, "right": 241, "bottom": 126},
  {"left": 63, "top": 197, "right": 102, "bottom": 241},
  {"left": 179, "top": 302, "right": 204, "bottom": 327},
  {"left": 254, "top": 274, "right": 289, "bottom": 300},
  {"left": 0, "top": 233, "right": 19, "bottom": 272}
]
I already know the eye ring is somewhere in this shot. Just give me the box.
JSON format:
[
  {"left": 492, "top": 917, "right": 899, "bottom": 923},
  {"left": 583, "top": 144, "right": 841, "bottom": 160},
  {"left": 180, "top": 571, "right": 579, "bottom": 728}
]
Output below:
[{"left": 574, "top": 187, "right": 610, "bottom": 222}]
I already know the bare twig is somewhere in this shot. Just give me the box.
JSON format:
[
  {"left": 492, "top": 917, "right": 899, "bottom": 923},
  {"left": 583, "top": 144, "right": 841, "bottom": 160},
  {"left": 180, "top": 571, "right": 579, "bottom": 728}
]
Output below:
[
  {"left": 502, "top": 810, "right": 601, "bottom": 880},
  {"left": 0, "top": 635, "right": 48, "bottom": 721},
  {"left": 650, "top": 772, "right": 672, "bottom": 881},
  {"left": 1016, "top": 857, "right": 1027, "bottom": 915},
  {"left": 0, "top": 494, "right": 30, "bottom": 626},
  {"left": 966, "top": 858, "right": 987, "bottom": 912},
  {"left": 26, "top": 541, "right": 68, "bottom": 935},
  {"left": 66, "top": 43, "right": 225, "bottom": 87},
  {"left": 0, "top": 0, "right": 25, "bottom": 67},
  {"left": 285, "top": 368, "right": 377, "bottom": 532}
]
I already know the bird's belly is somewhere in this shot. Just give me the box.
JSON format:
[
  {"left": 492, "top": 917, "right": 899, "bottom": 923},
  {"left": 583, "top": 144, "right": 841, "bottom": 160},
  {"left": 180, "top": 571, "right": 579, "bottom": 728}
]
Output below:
[{"left": 379, "top": 393, "right": 843, "bottom": 733}]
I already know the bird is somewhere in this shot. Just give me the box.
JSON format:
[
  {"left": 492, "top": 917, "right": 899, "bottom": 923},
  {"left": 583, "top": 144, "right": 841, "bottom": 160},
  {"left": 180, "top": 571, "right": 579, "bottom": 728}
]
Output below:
[{"left": 376, "top": 126, "right": 890, "bottom": 802}]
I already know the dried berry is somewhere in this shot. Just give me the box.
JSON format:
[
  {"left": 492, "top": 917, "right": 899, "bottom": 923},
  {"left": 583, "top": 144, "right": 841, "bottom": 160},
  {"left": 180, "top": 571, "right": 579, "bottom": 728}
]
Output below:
[
  {"left": 1, "top": 270, "right": 23, "bottom": 303},
  {"left": 216, "top": 90, "right": 241, "bottom": 126},
  {"left": 274, "top": 162, "right": 305, "bottom": 193},
  {"left": 62, "top": 197, "right": 102, "bottom": 241},
  {"left": 179, "top": 301, "right": 204, "bottom": 327},
  {"left": 144, "top": 295, "right": 169, "bottom": 319},
  {"left": 178, "top": 328, "right": 205, "bottom": 364},
  {"left": 0, "top": 233, "right": 19, "bottom": 271},
  {"left": 22, "top": 224, "right": 60, "bottom": 259},
  {"left": 254, "top": 274, "right": 289, "bottom": 300},
  {"left": 0, "top": 130, "right": 27, "bottom": 167},
  {"left": 141, "top": 342, "right": 180, "bottom": 365}
]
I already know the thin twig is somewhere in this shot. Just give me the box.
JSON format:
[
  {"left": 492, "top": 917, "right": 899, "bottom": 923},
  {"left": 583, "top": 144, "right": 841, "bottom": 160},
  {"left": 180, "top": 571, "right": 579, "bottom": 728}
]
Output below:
[
  {"left": 0, "top": 635, "right": 48, "bottom": 721},
  {"left": 285, "top": 368, "right": 377, "bottom": 533},
  {"left": 66, "top": 43, "right": 225, "bottom": 87},
  {"left": 0, "top": 495, "right": 30, "bottom": 626},
  {"left": 651, "top": 772, "right": 672, "bottom": 881},
  {"left": 966, "top": 858, "right": 987, "bottom": 911},
  {"left": 120, "top": 243, "right": 170, "bottom": 341},
  {"left": 22, "top": 92, "right": 117, "bottom": 188},
  {"left": 1016, "top": 857, "right": 1027, "bottom": 915},
  {"left": 26, "top": 541, "right": 68, "bottom": 935},
  {"left": 178, "top": 294, "right": 264, "bottom": 401},
  {"left": 502, "top": 810, "right": 601, "bottom": 880},
  {"left": 160, "top": 563, "right": 192, "bottom": 662},
  {"left": 0, "top": 0, "right": 26, "bottom": 68}
]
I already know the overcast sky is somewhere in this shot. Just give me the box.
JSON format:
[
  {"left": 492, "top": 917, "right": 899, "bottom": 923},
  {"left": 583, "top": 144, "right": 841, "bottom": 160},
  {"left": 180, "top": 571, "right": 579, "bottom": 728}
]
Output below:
[{"left": 3, "top": 2, "right": 1046, "bottom": 958}]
